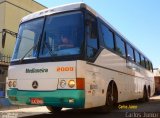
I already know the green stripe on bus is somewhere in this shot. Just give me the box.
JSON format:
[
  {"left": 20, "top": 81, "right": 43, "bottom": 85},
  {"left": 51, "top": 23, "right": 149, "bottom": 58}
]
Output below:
[{"left": 7, "top": 89, "right": 85, "bottom": 108}]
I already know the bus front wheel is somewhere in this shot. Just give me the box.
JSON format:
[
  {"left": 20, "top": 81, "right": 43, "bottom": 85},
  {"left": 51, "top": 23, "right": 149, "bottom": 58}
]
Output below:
[
  {"left": 46, "top": 106, "right": 62, "bottom": 113},
  {"left": 101, "top": 82, "right": 118, "bottom": 112}
]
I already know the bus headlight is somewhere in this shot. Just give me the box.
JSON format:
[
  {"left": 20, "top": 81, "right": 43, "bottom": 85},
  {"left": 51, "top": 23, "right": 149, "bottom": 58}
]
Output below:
[
  {"left": 60, "top": 80, "right": 66, "bottom": 88},
  {"left": 8, "top": 81, "right": 13, "bottom": 87},
  {"left": 13, "top": 81, "right": 17, "bottom": 87},
  {"left": 8, "top": 80, "right": 17, "bottom": 88},
  {"left": 68, "top": 80, "right": 75, "bottom": 88}
]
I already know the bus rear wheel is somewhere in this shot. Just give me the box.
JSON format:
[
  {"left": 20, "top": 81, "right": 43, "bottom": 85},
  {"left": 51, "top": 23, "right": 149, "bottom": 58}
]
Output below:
[
  {"left": 46, "top": 106, "right": 62, "bottom": 113},
  {"left": 142, "top": 86, "right": 149, "bottom": 102}
]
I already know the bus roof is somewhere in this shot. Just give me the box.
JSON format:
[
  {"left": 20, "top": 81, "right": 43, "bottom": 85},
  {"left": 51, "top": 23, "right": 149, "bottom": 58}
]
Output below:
[{"left": 21, "top": 2, "right": 152, "bottom": 62}]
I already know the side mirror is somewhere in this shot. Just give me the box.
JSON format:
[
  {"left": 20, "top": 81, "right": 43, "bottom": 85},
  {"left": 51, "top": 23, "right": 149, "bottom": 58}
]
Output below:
[{"left": 2, "top": 29, "right": 6, "bottom": 48}]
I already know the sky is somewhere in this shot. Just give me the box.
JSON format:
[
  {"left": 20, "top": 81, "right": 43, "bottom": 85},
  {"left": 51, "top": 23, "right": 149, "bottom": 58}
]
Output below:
[{"left": 35, "top": 0, "right": 160, "bottom": 68}]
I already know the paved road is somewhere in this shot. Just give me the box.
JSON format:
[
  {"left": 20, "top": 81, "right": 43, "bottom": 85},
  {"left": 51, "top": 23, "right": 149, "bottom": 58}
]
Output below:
[{"left": 1, "top": 96, "right": 160, "bottom": 118}]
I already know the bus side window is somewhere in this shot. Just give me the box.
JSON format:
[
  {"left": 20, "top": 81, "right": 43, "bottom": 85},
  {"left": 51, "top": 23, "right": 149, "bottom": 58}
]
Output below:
[
  {"left": 145, "top": 59, "right": 149, "bottom": 70},
  {"left": 135, "top": 50, "right": 141, "bottom": 65},
  {"left": 100, "top": 23, "right": 114, "bottom": 50},
  {"left": 150, "top": 62, "right": 153, "bottom": 72},
  {"left": 147, "top": 61, "right": 151, "bottom": 70},
  {"left": 85, "top": 14, "right": 98, "bottom": 58},
  {"left": 115, "top": 35, "right": 126, "bottom": 57},
  {"left": 127, "top": 44, "right": 134, "bottom": 61},
  {"left": 141, "top": 55, "right": 146, "bottom": 68}
]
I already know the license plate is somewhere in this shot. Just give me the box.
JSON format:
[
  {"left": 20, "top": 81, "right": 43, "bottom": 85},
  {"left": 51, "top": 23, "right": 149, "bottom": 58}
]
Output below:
[{"left": 30, "top": 98, "right": 44, "bottom": 105}]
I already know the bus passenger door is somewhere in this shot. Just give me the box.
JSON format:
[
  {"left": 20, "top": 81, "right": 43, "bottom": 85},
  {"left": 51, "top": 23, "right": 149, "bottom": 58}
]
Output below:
[
  {"left": 84, "top": 13, "right": 104, "bottom": 108},
  {"left": 85, "top": 14, "right": 99, "bottom": 59}
]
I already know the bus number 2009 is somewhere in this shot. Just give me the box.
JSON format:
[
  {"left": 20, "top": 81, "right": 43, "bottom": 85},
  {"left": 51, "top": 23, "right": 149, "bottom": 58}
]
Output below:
[{"left": 57, "top": 67, "right": 74, "bottom": 72}]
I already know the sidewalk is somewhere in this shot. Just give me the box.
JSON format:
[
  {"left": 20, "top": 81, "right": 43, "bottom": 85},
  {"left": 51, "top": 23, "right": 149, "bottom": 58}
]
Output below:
[
  {"left": 0, "top": 98, "right": 39, "bottom": 111},
  {"left": 0, "top": 106, "right": 49, "bottom": 118},
  {"left": 0, "top": 105, "right": 42, "bottom": 112},
  {"left": 0, "top": 106, "right": 49, "bottom": 114}
]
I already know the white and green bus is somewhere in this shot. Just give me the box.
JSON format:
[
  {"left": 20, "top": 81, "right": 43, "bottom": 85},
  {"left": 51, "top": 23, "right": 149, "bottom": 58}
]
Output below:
[{"left": 6, "top": 3, "right": 155, "bottom": 112}]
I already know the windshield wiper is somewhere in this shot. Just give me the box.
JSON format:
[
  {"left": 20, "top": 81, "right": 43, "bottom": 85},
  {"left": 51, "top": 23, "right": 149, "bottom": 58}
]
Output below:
[
  {"left": 19, "top": 35, "right": 41, "bottom": 63},
  {"left": 42, "top": 32, "right": 57, "bottom": 57},
  {"left": 44, "top": 42, "right": 55, "bottom": 56},
  {"left": 19, "top": 43, "right": 38, "bottom": 63},
  {"left": 20, "top": 32, "right": 58, "bottom": 63}
]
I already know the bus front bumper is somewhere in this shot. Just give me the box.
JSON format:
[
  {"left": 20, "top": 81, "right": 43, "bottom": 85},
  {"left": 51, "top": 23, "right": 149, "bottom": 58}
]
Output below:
[{"left": 7, "top": 89, "right": 85, "bottom": 108}]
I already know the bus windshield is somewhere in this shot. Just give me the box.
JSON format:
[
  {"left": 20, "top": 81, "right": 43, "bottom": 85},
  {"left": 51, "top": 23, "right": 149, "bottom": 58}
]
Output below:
[
  {"left": 12, "top": 11, "right": 84, "bottom": 61},
  {"left": 12, "top": 18, "right": 44, "bottom": 60}
]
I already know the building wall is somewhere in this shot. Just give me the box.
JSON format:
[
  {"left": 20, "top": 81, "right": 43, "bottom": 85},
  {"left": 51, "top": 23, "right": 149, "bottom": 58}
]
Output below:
[
  {"left": 154, "top": 68, "right": 160, "bottom": 94},
  {"left": 6, "top": 0, "right": 46, "bottom": 13},
  {"left": 0, "top": 0, "right": 46, "bottom": 57},
  {"left": 154, "top": 68, "right": 160, "bottom": 76},
  {"left": 3, "top": 1, "right": 31, "bottom": 56},
  {"left": 0, "top": 0, "right": 46, "bottom": 97},
  {"left": 0, "top": 1, "right": 5, "bottom": 52}
]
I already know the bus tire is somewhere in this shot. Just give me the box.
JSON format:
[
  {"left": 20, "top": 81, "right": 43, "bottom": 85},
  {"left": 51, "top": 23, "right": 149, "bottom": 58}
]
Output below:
[
  {"left": 148, "top": 86, "right": 151, "bottom": 97},
  {"left": 46, "top": 106, "right": 62, "bottom": 113},
  {"left": 101, "top": 82, "right": 118, "bottom": 113},
  {"left": 142, "top": 86, "right": 149, "bottom": 102}
]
